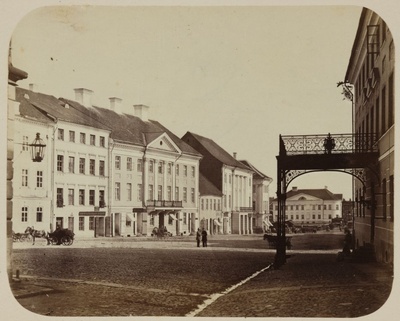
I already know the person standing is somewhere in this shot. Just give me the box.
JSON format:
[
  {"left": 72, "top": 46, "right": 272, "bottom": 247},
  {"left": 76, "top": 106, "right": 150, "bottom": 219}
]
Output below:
[
  {"left": 201, "top": 228, "right": 208, "bottom": 247},
  {"left": 196, "top": 228, "right": 201, "bottom": 247}
]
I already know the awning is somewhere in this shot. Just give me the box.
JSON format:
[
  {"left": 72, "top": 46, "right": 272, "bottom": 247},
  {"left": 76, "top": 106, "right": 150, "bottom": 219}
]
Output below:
[
  {"left": 263, "top": 219, "right": 273, "bottom": 227},
  {"left": 214, "top": 219, "right": 222, "bottom": 226},
  {"left": 169, "top": 213, "right": 178, "bottom": 220},
  {"left": 79, "top": 211, "right": 106, "bottom": 216},
  {"left": 132, "top": 208, "right": 147, "bottom": 213},
  {"left": 126, "top": 213, "right": 135, "bottom": 222}
]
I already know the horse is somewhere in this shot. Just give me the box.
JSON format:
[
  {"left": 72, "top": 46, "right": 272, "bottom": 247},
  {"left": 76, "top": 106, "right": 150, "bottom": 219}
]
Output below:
[{"left": 24, "top": 226, "right": 49, "bottom": 245}]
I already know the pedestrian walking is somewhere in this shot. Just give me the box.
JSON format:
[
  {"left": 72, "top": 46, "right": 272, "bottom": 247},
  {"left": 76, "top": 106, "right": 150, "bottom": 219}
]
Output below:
[
  {"left": 196, "top": 228, "right": 201, "bottom": 247},
  {"left": 201, "top": 228, "right": 208, "bottom": 247},
  {"left": 343, "top": 229, "right": 352, "bottom": 255}
]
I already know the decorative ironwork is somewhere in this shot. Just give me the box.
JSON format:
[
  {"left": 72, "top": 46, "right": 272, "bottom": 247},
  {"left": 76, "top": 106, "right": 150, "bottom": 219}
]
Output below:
[
  {"left": 280, "top": 133, "right": 378, "bottom": 155},
  {"left": 285, "top": 168, "right": 367, "bottom": 188}
]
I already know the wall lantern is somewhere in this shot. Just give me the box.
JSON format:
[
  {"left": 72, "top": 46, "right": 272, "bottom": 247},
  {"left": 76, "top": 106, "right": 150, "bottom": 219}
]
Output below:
[{"left": 29, "top": 133, "right": 46, "bottom": 162}]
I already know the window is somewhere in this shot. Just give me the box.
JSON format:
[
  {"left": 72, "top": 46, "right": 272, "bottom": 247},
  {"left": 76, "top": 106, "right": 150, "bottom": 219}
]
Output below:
[
  {"left": 158, "top": 162, "right": 163, "bottom": 174},
  {"left": 184, "top": 165, "right": 188, "bottom": 176},
  {"left": 157, "top": 185, "right": 162, "bottom": 200},
  {"left": 127, "top": 183, "right": 132, "bottom": 201},
  {"left": 90, "top": 134, "right": 95, "bottom": 146},
  {"left": 137, "top": 159, "right": 142, "bottom": 172},
  {"left": 99, "top": 190, "right": 105, "bottom": 207},
  {"left": 191, "top": 166, "right": 195, "bottom": 177},
  {"left": 328, "top": 205, "right": 332, "bottom": 210},
  {"left": 89, "top": 217, "right": 94, "bottom": 230},
  {"left": 296, "top": 205, "right": 299, "bottom": 210},
  {"left": 176, "top": 164, "right": 179, "bottom": 176},
  {"left": 213, "top": 199, "right": 216, "bottom": 210},
  {"left": 127, "top": 157, "right": 133, "bottom": 171},
  {"left": 318, "top": 214, "right": 321, "bottom": 219},
  {"left": 22, "top": 169, "right": 28, "bottom": 187},
  {"left": 149, "top": 160, "right": 154, "bottom": 173},
  {"left": 79, "top": 217, "right": 84, "bottom": 231},
  {"left": 167, "top": 163, "right": 172, "bottom": 174},
  {"left": 301, "top": 205, "right": 305, "bottom": 211},
  {"left": 191, "top": 188, "right": 195, "bottom": 203},
  {"left": 229, "top": 195, "right": 231, "bottom": 207},
  {"left": 89, "top": 190, "right": 95, "bottom": 205},
  {"left": 90, "top": 159, "right": 95, "bottom": 175},
  {"left": 79, "top": 158, "right": 85, "bottom": 174},
  {"left": 99, "top": 160, "right": 105, "bottom": 176},
  {"left": 167, "top": 186, "right": 172, "bottom": 201},
  {"left": 68, "top": 189, "right": 74, "bottom": 205},
  {"left": 201, "top": 199, "right": 204, "bottom": 210},
  {"left": 21, "top": 207, "right": 28, "bottom": 222},
  {"left": 318, "top": 205, "right": 321, "bottom": 210},
  {"left": 336, "top": 205, "right": 339, "bottom": 210},
  {"left": 148, "top": 184, "right": 154, "bottom": 200},
  {"left": 183, "top": 213, "right": 187, "bottom": 225},
  {"left": 137, "top": 184, "right": 142, "bottom": 202},
  {"left": 57, "top": 188, "right": 63, "bottom": 207},
  {"left": 229, "top": 175, "right": 232, "bottom": 184},
  {"left": 206, "top": 199, "right": 209, "bottom": 210},
  {"left": 57, "top": 155, "right": 64, "bottom": 172},
  {"left": 218, "top": 200, "right": 221, "bottom": 211},
  {"left": 36, "top": 207, "right": 43, "bottom": 222},
  {"left": 175, "top": 187, "right": 179, "bottom": 201},
  {"left": 100, "top": 136, "right": 105, "bottom": 147},
  {"left": 79, "top": 189, "right": 85, "bottom": 205},
  {"left": 58, "top": 128, "right": 64, "bottom": 140},
  {"left": 36, "top": 171, "right": 43, "bottom": 187},
  {"left": 69, "top": 156, "right": 75, "bottom": 173},
  {"left": 115, "top": 183, "right": 120, "bottom": 201},
  {"left": 22, "top": 135, "right": 29, "bottom": 151},
  {"left": 69, "top": 130, "right": 75, "bottom": 142},
  {"left": 183, "top": 187, "right": 187, "bottom": 202},
  {"left": 80, "top": 132, "right": 86, "bottom": 144},
  {"left": 323, "top": 205, "right": 327, "bottom": 210},
  {"left": 115, "top": 156, "right": 121, "bottom": 170}
]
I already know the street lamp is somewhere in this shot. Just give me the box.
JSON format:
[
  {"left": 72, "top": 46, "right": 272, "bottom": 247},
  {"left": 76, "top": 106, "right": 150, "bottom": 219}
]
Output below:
[{"left": 29, "top": 133, "right": 46, "bottom": 162}]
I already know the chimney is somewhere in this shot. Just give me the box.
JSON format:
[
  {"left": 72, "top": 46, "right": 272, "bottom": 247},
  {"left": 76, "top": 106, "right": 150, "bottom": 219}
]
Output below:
[
  {"left": 233, "top": 152, "right": 237, "bottom": 159},
  {"left": 134, "top": 104, "right": 149, "bottom": 121},
  {"left": 29, "top": 83, "right": 37, "bottom": 92},
  {"left": 109, "top": 97, "right": 122, "bottom": 114},
  {"left": 292, "top": 186, "right": 298, "bottom": 191},
  {"left": 74, "top": 88, "right": 93, "bottom": 108}
]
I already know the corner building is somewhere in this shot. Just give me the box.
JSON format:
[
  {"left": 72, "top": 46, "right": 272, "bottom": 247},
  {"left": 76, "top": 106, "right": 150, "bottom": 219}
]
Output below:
[{"left": 344, "top": 8, "right": 394, "bottom": 263}]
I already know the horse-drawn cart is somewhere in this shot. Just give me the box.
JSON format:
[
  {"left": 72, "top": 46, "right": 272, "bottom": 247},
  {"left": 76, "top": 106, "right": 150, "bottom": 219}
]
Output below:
[
  {"left": 48, "top": 228, "right": 75, "bottom": 245},
  {"left": 12, "top": 231, "right": 32, "bottom": 242}
]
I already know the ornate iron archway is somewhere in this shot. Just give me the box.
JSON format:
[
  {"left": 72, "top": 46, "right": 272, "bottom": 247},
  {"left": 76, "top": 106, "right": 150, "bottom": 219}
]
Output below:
[{"left": 275, "top": 133, "right": 379, "bottom": 268}]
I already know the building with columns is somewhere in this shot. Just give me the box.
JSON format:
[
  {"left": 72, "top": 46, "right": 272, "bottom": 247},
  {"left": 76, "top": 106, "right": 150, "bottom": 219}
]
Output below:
[
  {"left": 181, "top": 132, "right": 254, "bottom": 234},
  {"left": 239, "top": 160, "right": 273, "bottom": 233},
  {"left": 12, "top": 86, "right": 202, "bottom": 237}
]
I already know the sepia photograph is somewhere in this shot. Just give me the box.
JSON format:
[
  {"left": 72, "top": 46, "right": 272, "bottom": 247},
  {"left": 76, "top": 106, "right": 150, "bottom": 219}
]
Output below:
[{"left": 1, "top": 0, "right": 398, "bottom": 319}]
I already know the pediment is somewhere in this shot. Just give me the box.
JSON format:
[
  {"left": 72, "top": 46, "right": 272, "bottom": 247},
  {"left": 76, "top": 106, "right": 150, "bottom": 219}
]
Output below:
[
  {"left": 146, "top": 132, "right": 181, "bottom": 153},
  {"left": 287, "top": 193, "right": 321, "bottom": 201}
]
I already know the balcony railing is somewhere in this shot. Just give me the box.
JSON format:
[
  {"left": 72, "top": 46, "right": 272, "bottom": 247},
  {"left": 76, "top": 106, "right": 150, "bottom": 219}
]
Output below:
[
  {"left": 146, "top": 200, "right": 183, "bottom": 208},
  {"left": 279, "top": 133, "right": 378, "bottom": 156}
]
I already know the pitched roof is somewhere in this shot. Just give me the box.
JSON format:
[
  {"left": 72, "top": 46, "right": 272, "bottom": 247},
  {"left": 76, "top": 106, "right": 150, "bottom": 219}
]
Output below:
[
  {"left": 199, "top": 173, "right": 223, "bottom": 196},
  {"left": 15, "top": 87, "right": 201, "bottom": 157},
  {"left": 272, "top": 188, "right": 343, "bottom": 201},
  {"left": 239, "top": 160, "right": 272, "bottom": 181},
  {"left": 183, "top": 131, "right": 251, "bottom": 170}
]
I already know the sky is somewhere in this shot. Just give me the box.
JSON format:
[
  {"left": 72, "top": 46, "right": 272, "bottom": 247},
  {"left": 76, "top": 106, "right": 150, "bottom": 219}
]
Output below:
[{"left": 9, "top": 5, "right": 364, "bottom": 199}]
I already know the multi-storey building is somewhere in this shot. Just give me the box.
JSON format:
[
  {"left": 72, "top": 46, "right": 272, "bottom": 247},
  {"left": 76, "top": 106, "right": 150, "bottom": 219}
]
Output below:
[
  {"left": 12, "top": 86, "right": 202, "bottom": 237},
  {"left": 181, "top": 132, "right": 254, "bottom": 234},
  {"left": 270, "top": 187, "right": 342, "bottom": 225},
  {"left": 344, "top": 8, "right": 394, "bottom": 263},
  {"left": 14, "top": 87, "right": 111, "bottom": 238},
  {"left": 199, "top": 173, "right": 223, "bottom": 234},
  {"left": 239, "top": 160, "right": 273, "bottom": 233}
]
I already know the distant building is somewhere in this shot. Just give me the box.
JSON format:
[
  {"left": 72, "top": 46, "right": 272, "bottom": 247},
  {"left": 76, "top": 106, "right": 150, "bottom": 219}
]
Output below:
[
  {"left": 344, "top": 8, "right": 394, "bottom": 263},
  {"left": 341, "top": 199, "right": 354, "bottom": 225},
  {"left": 239, "top": 160, "right": 273, "bottom": 233},
  {"left": 182, "top": 132, "right": 254, "bottom": 234},
  {"left": 270, "top": 187, "right": 342, "bottom": 225}
]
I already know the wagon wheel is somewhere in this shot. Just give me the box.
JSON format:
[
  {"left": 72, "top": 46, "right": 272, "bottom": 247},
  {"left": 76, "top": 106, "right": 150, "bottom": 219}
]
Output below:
[
  {"left": 61, "top": 236, "right": 73, "bottom": 246},
  {"left": 24, "top": 234, "right": 33, "bottom": 243},
  {"left": 49, "top": 236, "right": 59, "bottom": 245}
]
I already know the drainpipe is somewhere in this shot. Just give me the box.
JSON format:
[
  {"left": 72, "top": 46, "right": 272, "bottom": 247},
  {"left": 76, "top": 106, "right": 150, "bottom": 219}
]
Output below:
[{"left": 108, "top": 138, "right": 115, "bottom": 237}]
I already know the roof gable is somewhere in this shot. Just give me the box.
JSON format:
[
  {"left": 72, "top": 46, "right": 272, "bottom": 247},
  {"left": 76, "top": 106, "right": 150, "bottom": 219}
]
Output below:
[{"left": 146, "top": 132, "right": 182, "bottom": 154}]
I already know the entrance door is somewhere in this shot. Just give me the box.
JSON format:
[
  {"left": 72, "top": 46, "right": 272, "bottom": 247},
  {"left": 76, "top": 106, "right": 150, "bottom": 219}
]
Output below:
[
  {"left": 56, "top": 217, "right": 64, "bottom": 229},
  {"left": 68, "top": 217, "right": 74, "bottom": 231}
]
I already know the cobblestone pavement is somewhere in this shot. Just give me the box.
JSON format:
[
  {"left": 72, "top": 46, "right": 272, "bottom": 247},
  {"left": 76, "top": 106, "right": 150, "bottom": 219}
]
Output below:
[{"left": 7, "top": 234, "right": 395, "bottom": 318}]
